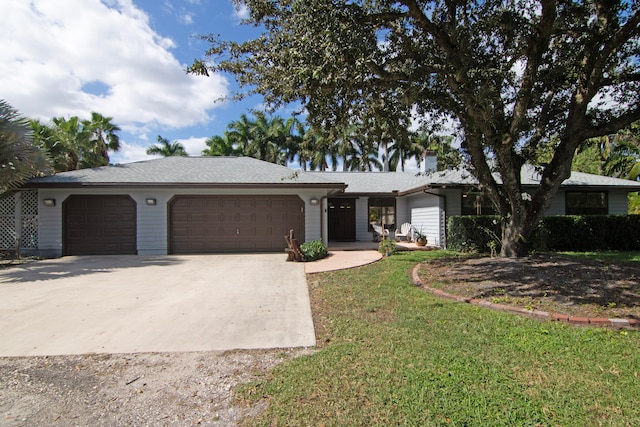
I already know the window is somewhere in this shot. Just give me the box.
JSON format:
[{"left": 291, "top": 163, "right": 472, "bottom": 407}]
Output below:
[
  {"left": 566, "top": 191, "right": 608, "bottom": 215},
  {"left": 368, "top": 198, "right": 395, "bottom": 230},
  {"left": 461, "top": 192, "right": 497, "bottom": 216}
]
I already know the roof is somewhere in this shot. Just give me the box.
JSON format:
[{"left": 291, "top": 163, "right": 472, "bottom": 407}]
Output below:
[
  {"left": 25, "top": 157, "right": 346, "bottom": 189},
  {"left": 25, "top": 157, "right": 640, "bottom": 192},
  {"left": 423, "top": 166, "right": 640, "bottom": 190},
  {"left": 306, "top": 171, "right": 428, "bottom": 194}
]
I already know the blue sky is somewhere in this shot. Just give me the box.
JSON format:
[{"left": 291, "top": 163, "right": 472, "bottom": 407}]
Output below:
[{"left": 0, "top": 0, "right": 273, "bottom": 163}]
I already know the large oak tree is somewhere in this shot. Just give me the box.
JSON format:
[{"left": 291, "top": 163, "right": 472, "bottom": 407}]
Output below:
[{"left": 191, "top": 0, "right": 640, "bottom": 256}]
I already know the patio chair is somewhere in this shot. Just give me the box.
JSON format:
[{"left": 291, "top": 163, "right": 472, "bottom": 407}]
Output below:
[
  {"left": 371, "top": 224, "right": 390, "bottom": 242},
  {"left": 394, "top": 222, "right": 413, "bottom": 242}
]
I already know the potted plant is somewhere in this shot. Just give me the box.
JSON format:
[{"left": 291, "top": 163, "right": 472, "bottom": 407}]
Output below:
[{"left": 413, "top": 227, "right": 428, "bottom": 246}]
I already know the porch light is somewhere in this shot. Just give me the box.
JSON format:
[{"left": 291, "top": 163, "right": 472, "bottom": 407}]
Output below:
[
  {"left": 43, "top": 198, "right": 56, "bottom": 207},
  {"left": 309, "top": 197, "right": 319, "bottom": 205},
  {"left": 145, "top": 198, "right": 157, "bottom": 206}
]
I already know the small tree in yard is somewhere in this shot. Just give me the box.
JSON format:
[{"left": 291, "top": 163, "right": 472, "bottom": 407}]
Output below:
[{"left": 191, "top": 0, "right": 640, "bottom": 257}]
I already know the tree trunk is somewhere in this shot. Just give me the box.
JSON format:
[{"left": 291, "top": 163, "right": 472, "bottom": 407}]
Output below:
[{"left": 500, "top": 216, "right": 531, "bottom": 258}]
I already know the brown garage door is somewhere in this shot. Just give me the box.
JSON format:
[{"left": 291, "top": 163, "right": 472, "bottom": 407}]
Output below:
[
  {"left": 169, "top": 195, "right": 305, "bottom": 254},
  {"left": 63, "top": 195, "right": 137, "bottom": 255}
]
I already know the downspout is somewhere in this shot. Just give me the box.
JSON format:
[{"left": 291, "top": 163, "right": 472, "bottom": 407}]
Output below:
[{"left": 422, "top": 188, "right": 448, "bottom": 249}]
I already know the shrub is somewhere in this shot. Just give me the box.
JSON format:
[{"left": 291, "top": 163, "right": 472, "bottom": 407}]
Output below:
[
  {"left": 300, "top": 239, "right": 329, "bottom": 261},
  {"left": 447, "top": 216, "right": 501, "bottom": 253},
  {"left": 448, "top": 214, "right": 640, "bottom": 253},
  {"left": 378, "top": 238, "right": 397, "bottom": 256}
]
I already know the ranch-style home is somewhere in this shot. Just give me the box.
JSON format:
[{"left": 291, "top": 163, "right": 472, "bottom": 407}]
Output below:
[{"left": 2, "top": 156, "right": 640, "bottom": 257}]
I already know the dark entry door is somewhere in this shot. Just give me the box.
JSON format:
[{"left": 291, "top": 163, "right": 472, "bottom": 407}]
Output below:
[{"left": 328, "top": 198, "right": 356, "bottom": 241}]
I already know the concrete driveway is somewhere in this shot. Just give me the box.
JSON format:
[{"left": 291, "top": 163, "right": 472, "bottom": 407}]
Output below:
[{"left": 0, "top": 254, "right": 315, "bottom": 356}]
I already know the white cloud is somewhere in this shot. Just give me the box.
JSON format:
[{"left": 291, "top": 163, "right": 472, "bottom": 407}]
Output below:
[
  {"left": 179, "top": 136, "right": 208, "bottom": 156},
  {"left": 232, "top": 2, "right": 249, "bottom": 21},
  {"left": 179, "top": 12, "right": 194, "bottom": 25},
  {"left": 115, "top": 139, "right": 156, "bottom": 164},
  {"left": 0, "top": 0, "right": 228, "bottom": 132}
]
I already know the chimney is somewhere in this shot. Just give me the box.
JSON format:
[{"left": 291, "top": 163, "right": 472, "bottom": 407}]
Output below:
[{"left": 423, "top": 150, "right": 437, "bottom": 173}]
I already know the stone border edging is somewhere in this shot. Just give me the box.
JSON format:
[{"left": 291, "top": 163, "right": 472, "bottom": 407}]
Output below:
[{"left": 411, "top": 264, "right": 639, "bottom": 328}]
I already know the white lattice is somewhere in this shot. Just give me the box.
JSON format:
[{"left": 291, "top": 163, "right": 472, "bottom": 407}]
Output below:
[
  {"left": 0, "top": 194, "right": 16, "bottom": 249},
  {"left": 20, "top": 191, "right": 38, "bottom": 249}
]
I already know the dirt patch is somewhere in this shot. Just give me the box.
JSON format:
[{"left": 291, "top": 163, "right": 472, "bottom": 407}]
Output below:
[
  {"left": 418, "top": 254, "right": 640, "bottom": 320},
  {"left": 0, "top": 348, "right": 313, "bottom": 426}
]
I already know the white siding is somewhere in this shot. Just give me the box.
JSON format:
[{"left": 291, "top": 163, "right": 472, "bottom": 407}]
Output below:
[
  {"left": 547, "top": 189, "right": 630, "bottom": 215},
  {"left": 609, "top": 191, "right": 630, "bottom": 214},
  {"left": 406, "top": 193, "right": 443, "bottom": 247},
  {"left": 546, "top": 190, "right": 565, "bottom": 215},
  {"left": 37, "top": 187, "right": 329, "bottom": 257},
  {"left": 395, "top": 197, "right": 409, "bottom": 227},
  {"left": 355, "top": 197, "right": 371, "bottom": 241}
]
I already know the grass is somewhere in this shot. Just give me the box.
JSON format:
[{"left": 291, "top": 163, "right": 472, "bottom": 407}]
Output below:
[
  {"left": 557, "top": 251, "right": 640, "bottom": 263},
  {"left": 239, "top": 251, "right": 640, "bottom": 426}
]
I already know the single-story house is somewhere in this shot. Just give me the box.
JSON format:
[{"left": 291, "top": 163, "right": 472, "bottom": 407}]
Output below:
[{"left": 2, "top": 156, "right": 639, "bottom": 257}]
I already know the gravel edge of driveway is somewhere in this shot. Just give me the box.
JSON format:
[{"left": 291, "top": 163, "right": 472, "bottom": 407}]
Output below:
[{"left": 1, "top": 348, "right": 315, "bottom": 427}]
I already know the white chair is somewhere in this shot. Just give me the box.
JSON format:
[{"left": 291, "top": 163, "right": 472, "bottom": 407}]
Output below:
[
  {"left": 371, "top": 224, "right": 390, "bottom": 242},
  {"left": 394, "top": 222, "right": 413, "bottom": 241}
]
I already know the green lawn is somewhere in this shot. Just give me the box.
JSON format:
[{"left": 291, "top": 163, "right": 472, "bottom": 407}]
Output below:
[{"left": 240, "top": 251, "right": 640, "bottom": 426}]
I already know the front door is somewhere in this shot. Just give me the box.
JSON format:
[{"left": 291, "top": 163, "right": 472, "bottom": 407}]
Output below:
[{"left": 328, "top": 198, "right": 356, "bottom": 241}]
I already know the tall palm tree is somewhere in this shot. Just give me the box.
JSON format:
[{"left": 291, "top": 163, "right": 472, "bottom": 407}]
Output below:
[
  {"left": 346, "top": 138, "right": 381, "bottom": 171},
  {"left": 248, "top": 113, "right": 285, "bottom": 163},
  {"left": 50, "top": 116, "right": 84, "bottom": 171},
  {"left": 0, "top": 100, "right": 50, "bottom": 193},
  {"left": 227, "top": 114, "right": 254, "bottom": 155},
  {"left": 31, "top": 119, "right": 78, "bottom": 172},
  {"left": 274, "top": 116, "right": 304, "bottom": 166},
  {"left": 302, "top": 126, "right": 338, "bottom": 171},
  {"left": 81, "top": 112, "right": 121, "bottom": 167},
  {"left": 334, "top": 123, "right": 361, "bottom": 171},
  {"left": 146, "top": 135, "right": 188, "bottom": 157},
  {"left": 202, "top": 132, "right": 239, "bottom": 156}
]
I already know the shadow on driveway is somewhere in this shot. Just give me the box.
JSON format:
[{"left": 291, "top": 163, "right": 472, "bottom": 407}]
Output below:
[
  {"left": 0, "top": 254, "right": 315, "bottom": 356},
  {"left": 0, "top": 255, "right": 184, "bottom": 284}
]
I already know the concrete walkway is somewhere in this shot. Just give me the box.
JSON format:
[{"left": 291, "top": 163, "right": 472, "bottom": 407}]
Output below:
[
  {"left": 304, "top": 240, "right": 438, "bottom": 273},
  {"left": 0, "top": 254, "right": 315, "bottom": 356}
]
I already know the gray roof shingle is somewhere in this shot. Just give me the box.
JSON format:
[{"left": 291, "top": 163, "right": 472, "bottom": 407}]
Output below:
[
  {"left": 27, "top": 157, "right": 345, "bottom": 188},
  {"left": 306, "top": 171, "right": 428, "bottom": 194},
  {"left": 423, "top": 166, "right": 640, "bottom": 189},
  {"left": 26, "top": 157, "right": 640, "bottom": 192}
]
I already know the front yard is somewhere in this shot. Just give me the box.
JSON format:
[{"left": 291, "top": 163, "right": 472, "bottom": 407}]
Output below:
[
  {"left": 240, "top": 251, "right": 640, "bottom": 426},
  {"left": 418, "top": 252, "right": 640, "bottom": 320}
]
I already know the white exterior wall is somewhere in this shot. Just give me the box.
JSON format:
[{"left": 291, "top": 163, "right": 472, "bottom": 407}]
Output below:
[
  {"left": 537, "top": 189, "right": 630, "bottom": 216},
  {"left": 355, "top": 197, "right": 371, "bottom": 241},
  {"left": 406, "top": 193, "right": 443, "bottom": 247},
  {"left": 546, "top": 190, "right": 565, "bottom": 215},
  {"left": 395, "top": 197, "right": 410, "bottom": 229},
  {"left": 608, "top": 191, "right": 630, "bottom": 214},
  {"left": 38, "top": 187, "right": 328, "bottom": 257}
]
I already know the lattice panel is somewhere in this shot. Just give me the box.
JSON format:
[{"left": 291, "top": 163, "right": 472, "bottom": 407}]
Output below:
[
  {"left": 0, "top": 194, "right": 16, "bottom": 249},
  {"left": 20, "top": 191, "right": 38, "bottom": 249}
]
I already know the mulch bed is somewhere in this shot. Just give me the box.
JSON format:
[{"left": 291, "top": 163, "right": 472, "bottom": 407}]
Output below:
[{"left": 417, "top": 254, "right": 640, "bottom": 320}]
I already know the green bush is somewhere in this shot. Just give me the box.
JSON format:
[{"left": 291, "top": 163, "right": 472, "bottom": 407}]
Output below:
[
  {"left": 377, "top": 238, "right": 397, "bottom": 255},
  {"left": 300, "top": 239, "right": 329, "bottom": 261},
  {"left": 447, "top": 216, "right": 501, "bottom": 253},
  {"left": 447, "top": 215, "right": 640, "bottom": 253}
]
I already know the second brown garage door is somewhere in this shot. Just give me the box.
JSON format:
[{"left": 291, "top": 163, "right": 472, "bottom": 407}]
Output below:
[{"left": 169, "top": 195, "right": 305, "bottom": 254}]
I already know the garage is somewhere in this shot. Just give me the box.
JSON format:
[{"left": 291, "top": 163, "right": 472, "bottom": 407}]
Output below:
[
  {"left": 63, "top": 195, "right": 137, "bottom": 256},
  {"left": 169, "top": 195, "right": 305, "bottom": 254}
]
